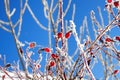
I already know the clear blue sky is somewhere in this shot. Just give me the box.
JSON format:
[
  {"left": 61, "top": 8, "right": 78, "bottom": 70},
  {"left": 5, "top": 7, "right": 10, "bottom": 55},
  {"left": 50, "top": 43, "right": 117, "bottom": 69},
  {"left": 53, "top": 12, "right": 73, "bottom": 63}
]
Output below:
[{"left": 0, "top": 0, "right": 120, "bottom": 79}]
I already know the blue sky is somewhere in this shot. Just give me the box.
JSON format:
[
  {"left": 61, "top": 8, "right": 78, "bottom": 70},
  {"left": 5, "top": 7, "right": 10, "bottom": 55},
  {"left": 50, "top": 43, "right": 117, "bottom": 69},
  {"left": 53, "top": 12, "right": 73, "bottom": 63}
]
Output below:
[{"left": 0, "top": 0, "right": 120, "bottom": 79}]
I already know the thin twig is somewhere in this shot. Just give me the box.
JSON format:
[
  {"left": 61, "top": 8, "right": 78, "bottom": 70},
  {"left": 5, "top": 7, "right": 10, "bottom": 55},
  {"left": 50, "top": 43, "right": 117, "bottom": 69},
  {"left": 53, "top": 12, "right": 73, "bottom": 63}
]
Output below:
[
  {"left": 26, "top": 4, "right": 49, "bottom": 31},
  {"left": 63, "top": 0, "right": 72, "bottom": 17},
  {"left": 72, "top": 4, "right": 75, "bottom": 21},
  {"left": 0, "top": 24, "right": 11, "bottom": 32}
]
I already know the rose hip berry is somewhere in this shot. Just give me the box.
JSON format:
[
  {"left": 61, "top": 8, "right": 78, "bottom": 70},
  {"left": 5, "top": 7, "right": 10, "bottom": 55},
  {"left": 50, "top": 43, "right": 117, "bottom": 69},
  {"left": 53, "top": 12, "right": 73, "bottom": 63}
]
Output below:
[
  {"left": 44, "top": 47, "right": 51, "bottom": 53},
  {"left": 113, "top": 70, "right": 119, "bottom": 75},
  {"left": 114, "top": 1, "right": 119, "bottom": 8},
  {"left": 29, "top": 42, "right": 36, "bottom": 48},
  {"left": 115, "top": 36, "right": 120, "bottom": 41},
  {"left": 49, "top": 61, "right": 55, "bottom": 67},
  {"left": 51, "top": 53, "right": 59, "bottom": 59},
  {"left": 65, "top": 31, "right": 72, "bottom": 39},
  {"left": 105, "top": 38, "right": 114, "bottom": 42},
  {"left": 107, "top": 0, "right": 112, "bottom": 3},
  {"left": 57, "top": 32, "right": 63, "bottom": 39}
]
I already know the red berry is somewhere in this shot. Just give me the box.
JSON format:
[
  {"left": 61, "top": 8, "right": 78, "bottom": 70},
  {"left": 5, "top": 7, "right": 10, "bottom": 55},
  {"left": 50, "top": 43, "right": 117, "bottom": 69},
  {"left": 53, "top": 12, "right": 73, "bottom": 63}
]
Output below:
[
  {"left": 57, "top": 32, "right": 63, "bottom": 39},
  {"left": 38, "top": 47, "right": 51, "bottom": 53},
  {"left": 107, "top": 0, "right": 112, "bottom": 3},
  {"left": 113, "top": 70, "right": 119, "bottom": 75},
  {"left": 29, "top": 42, "right": 36, "bottom": 48},
  {"left": 115, "top": 36, "right": 120, "bottom": 41},
  {"left": 65, "top": 31, "right": 72, "bottom": 39},
  {"left": 51, "top": 53, "right": 56, "bottom": 58},
  {"left": 51, "top": 53, "right": 59, "bottom": 59},
  {"left": 49, "top": 61, "right": 55, "bottom": 67},
  {"left": 44, "top": 47, "right": 51, "bottom": 53},
  {"left": 114, "top": 1, "right": 119, "bottom": 7},
  {"left": 105, "top": 38, "right": 114, "bottom": 42},
  {"left": 2, "top": 75, "right": 5, "bottom": 79}
]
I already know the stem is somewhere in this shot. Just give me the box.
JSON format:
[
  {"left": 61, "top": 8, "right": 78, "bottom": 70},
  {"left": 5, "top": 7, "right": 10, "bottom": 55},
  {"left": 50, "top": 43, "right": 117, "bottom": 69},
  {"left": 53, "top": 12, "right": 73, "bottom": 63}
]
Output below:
[
  {"left": 59, "top": 0, "right": 64, "bottom": 46},
  {"left": 88, "top": 13, "right": 120, "bottom": 51},
  {"left": 70, "top": 21, "right": 96, "bottom": 80},
  {"left": 4, "top": 0, "right": 31, "bottom": 79}
]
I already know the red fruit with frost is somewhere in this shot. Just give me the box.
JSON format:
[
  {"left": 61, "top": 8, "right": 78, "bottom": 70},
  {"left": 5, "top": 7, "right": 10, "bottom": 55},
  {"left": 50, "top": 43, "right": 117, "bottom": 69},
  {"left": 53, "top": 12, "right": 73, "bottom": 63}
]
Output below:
[
  {"left": 57, "top": 32, "right": 63, "bottom": 39},
  {"left": 107, "top": 0, "right": 112, "bottom": 3},
  {"left": 114, "top": 1, "right": 119, "bottom": 7},
  {"left": 115, "top": 36, "right": 120, "bottom": 41},
  {"left": 44, "top": 47, "right": 51, "bottom": 53},
  {"left": 51, "top": 53, "right": 59, "bottom": 59},
  {"left": 29, "top": 42, "right": 36, "bottom": 48},
  {"left": 65, "top": 31, "right": 72, "bottom": 39},
  {"left": 38, "top": 47, "right": 51, "bottom": 53},
  {"left": 49, "top": 61, "right": 55, "bottom": 67},
  {"left": 105, "top": 38, "right": 114, "bottom": 42},
  {"left": 113, "top": 70, "right": 119, "bottom": 75}
]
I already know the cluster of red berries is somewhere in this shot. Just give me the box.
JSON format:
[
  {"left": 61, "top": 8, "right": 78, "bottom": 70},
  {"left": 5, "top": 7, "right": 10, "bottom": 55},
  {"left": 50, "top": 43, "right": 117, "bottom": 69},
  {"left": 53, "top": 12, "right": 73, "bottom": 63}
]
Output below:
[
  {"left": 38, "top": 47, "right": 59, "bottom": 67},
  {"left": 57, "top": 30, "right": 72, "bottom": 40},
  {"left": 49, "top": 53, "right": 59, "bottom": 67},
  {"left": 51, "top": 53, "right": 59, "bottom": 59},
  {"left": 106, "top": 0, "right": 119, "bottom": 8}
]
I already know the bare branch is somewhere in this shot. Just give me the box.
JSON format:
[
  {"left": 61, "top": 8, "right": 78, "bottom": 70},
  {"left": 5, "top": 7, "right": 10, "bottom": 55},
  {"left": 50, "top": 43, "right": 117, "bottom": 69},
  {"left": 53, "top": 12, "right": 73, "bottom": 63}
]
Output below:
[
  {"left": 72, "top": 4, "right": 75, "bottom": 21},
  {"left": 63, "top": 0, "right": 72, "bottom": 17},
  {"left": 0, "top": 20, "right": 9, "bottom": 25},
  {"left": 0, "top": 24, "right": 11, "bottom": 32},
  {"left": 26, "top": 4, "right": 49, "bottom": 31}
]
